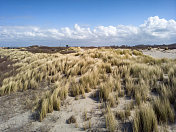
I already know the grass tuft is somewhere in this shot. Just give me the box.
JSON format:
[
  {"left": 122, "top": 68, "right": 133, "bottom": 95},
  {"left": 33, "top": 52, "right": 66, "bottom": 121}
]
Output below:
[
  {"left": 105, "top": 106, "right": 116, "bottom": 132},
  {"left": 133, "top": 104, "right": 158, "bottom": 132},
  {"left": 153, "top": 98, "right": 175, "bottom": 124}
]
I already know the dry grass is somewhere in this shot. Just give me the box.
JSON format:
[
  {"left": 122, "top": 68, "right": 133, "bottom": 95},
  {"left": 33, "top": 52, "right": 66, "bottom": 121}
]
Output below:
[
  {"left": 153, "top": 97, "right": 175, "bottom": 124},
  {"left": 0, "top": 48, "right": 176, "bottom": 131},
  {"left": 38, "top": 81, "right": 68, "bottom": 121},
  {"left": 133, "top": 104, "right": 158, "bottom": 132},
  {"left": 132, "top": 50, "right": 143, "bottom": 56},
  {"left": 105, "top": 106, "right": 116, "bottom": 132}
]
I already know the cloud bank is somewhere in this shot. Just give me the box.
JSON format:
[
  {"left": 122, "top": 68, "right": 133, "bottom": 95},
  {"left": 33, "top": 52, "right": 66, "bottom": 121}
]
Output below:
[{"left": 0, "top": 16, "right": 176, "bottom": 47}]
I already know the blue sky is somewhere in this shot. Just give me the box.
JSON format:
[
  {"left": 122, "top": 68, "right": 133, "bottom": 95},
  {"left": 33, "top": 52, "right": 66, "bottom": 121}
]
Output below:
[{"left": 0, "top": 0, "right": 176, "bottom": 46}]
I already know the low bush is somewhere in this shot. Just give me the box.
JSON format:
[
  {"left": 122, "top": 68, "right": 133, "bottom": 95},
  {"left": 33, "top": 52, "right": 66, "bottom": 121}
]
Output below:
[{"left": 67, "top": 115, "right": 76, "bottom": 124}]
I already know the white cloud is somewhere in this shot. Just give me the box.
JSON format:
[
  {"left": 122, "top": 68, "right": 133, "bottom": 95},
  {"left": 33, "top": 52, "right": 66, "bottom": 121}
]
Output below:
[
  {"left": 140, "top": 16, "right": 176, "bottom": 38},
  {"left": 0, "top": 16, "right": 176, "bottom": 47}
]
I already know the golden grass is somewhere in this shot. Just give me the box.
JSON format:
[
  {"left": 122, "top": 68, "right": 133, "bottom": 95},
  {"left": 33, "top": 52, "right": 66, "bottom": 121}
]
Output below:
[
  {"left": 133, "top": 104, "right": 158, "bottom": 132},
  {"left": 153, "top": 97, "right": 175, "bottom": 124},
  {"left": 0, "top": 47, "right": 176, "bottom": 131},
  {"left": 132, "top": 50, "right": 143, "bottom": 56},
  {"left": 116, "top": 110, "right": 130, "bottom": 123},
  {"left": 105, "top": 106, "right": 116, "bottom": 132}
]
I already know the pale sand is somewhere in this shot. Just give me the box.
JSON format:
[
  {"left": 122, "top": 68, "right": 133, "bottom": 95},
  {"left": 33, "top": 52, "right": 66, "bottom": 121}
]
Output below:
[
  {"left": 0, "top": 90, "right": 106, "bottom": 132},
  {"left": 142, "top": 49, "right": 176, "bottom": 59}
]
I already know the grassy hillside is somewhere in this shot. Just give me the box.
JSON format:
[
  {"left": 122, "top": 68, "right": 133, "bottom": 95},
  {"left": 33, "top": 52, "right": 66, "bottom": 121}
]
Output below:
[{"left": 0, "top": 48, "right": 176, "bottom": 131}]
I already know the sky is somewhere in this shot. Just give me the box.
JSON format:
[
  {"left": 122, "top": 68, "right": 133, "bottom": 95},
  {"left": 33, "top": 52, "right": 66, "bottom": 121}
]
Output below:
[{"left": 0, "top": 0, "right": 176, "bottom": 47}]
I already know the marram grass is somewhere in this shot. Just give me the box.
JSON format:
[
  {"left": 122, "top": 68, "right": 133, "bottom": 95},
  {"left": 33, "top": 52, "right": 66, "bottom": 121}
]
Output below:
[{"left": 0, "top": 48, "right": 176, "bottom": 131}]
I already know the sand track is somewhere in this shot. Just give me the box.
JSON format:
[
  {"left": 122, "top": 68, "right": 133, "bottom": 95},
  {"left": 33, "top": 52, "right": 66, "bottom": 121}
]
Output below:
[{"left": 143, "top": 49, "right": 176, "bottom": 59}]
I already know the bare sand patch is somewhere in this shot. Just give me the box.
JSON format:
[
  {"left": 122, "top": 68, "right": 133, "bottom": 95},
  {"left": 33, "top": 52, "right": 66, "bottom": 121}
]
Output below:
[{"left": 143, "top": 49, "right": 176, "bottom": 59}]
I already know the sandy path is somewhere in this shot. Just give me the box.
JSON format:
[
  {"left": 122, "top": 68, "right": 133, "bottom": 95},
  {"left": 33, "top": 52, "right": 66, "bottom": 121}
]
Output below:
[
  {"left": 142, "top": 49, "right": 176, "bottom": 59},
  {"left": 38, "top": 91, "right": 106, "bottom": 132},
  {"left": 0, "top": 90, "right": 106, "bottom": 132}
]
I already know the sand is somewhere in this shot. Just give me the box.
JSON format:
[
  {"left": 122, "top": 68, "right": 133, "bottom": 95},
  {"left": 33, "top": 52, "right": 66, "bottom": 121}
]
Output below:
[
  {"left": 0, "top": 90, "right": 106, "bottom": 132},
  {"left": 142, "top": 49, "right": 176, "bottom": 59}
]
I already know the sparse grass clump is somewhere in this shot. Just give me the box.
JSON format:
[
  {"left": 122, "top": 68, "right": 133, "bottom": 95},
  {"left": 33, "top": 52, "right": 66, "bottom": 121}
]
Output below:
[
  {"left": 153, "top": 98, "right": 175, "bottom": 124},
  {"left": 132, "top": 50, "right": 143, "bottom": 56},
  {"left": 116, "top": 106, "right": 131, "bottom": 122},
  {"left": 99, "top": 79, "right": 118, "bottom": 107},
  {"left": 133, "top": 104, "right": 158, "bottom": 132},
  {"left": 83, "top": 110, "right": 88, "bottom": 121},
  {"left": 105, "top": 106, "right": 116, "bottom": 132},
  {"left": 39, "top": 90, "right": 61, "bottom": 121},
  {"left": 70, "top": 80, "right": 81, "bottom": 97},
  {"left": 116, "top": 111, "right": 126, "bottom": 121},
  {"left": 108, "top": 94, "right": 116, "bottom": 107},
  {"left": 101, "top": 63, "right": 112, "bottom": 73},
  {"left": 38, "top": 82, "right": 68, "bottom": 121},
  {"left": 125, "top": 77, "right": 135, "bottom": 97}
]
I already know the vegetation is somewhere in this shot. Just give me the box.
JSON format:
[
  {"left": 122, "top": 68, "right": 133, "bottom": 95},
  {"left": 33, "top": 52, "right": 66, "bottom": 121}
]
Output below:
[
  {"left": 0, "top": 47, "right": 176, "bottom": 131},
  {"left": 67, "top": 115, "right": 77, "bottom": 124},
  {"left": 105, "top": 106, "right": 116, "bottom": 132},
  {"left": 153, "top": 97, "right": 175, "bottom": 124},
  {"left": 133, "top": 104, "right": 158, "bottom": 132}
]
